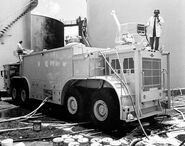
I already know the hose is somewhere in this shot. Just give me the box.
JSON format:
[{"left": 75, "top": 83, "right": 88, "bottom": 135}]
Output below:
[
  {"left": 130, "top": 138, "right": 142, "bottom": 146},
  {"left": 81, "top": 28, "right": 91, "bottom": 47},
  {"left": 0, "top": 96, "right": 50, "bottom": 123},
  {"left": 99, "top": 50, "right": 149, "bottom": 139}
]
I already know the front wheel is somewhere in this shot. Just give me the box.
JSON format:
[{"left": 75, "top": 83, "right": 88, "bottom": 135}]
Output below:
[{"left": 89, "top": 88, "right": 120, "bottom": 130}]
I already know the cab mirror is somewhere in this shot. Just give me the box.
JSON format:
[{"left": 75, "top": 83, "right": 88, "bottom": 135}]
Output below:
[{"left": 1, "top": 70, "right": 3, "bottom": 77}]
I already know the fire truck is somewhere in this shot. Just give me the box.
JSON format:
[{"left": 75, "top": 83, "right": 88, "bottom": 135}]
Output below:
[{"left": 0, "top": 13, "right": 170, "bottom": 130}]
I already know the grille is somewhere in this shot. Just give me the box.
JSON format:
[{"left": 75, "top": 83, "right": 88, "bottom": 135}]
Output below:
[{"left": 142, "top": 58, "right": 161, "bottom": 91}]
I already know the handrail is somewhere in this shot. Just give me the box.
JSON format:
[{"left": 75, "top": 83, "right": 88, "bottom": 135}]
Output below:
[
  {"left": 99, "top": 51, "right": 128, "bottom": 91},
  {"left": 113, "top": 48, "right": 127, "bottom": 83}
]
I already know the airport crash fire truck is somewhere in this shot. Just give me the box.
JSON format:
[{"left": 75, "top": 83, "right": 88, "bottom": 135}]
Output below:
[{"left": 0, "top": 13, "right": 170, "bottom": 130}]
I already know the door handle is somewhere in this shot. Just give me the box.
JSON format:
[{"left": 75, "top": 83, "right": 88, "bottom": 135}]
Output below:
[{"left": 142, "top": 71, "right": 144, "bottom": 90}]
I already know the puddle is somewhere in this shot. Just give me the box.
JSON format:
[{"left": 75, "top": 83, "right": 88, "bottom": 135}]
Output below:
[
  {"left": 176, "top": 134, "right": 185, "bottom": 142},
  {"left": 0, "top": 106, "right": 30, "bottom": 120}
]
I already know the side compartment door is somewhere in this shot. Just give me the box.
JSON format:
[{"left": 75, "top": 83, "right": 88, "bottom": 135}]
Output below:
[
  {"left": 140, "top": 52, "right": 163, "bottom": 115},
  {"left": 141, "top": 57, "right": 162, "bottom": 102}
]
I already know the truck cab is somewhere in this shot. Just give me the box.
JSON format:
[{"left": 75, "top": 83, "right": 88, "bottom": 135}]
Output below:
[{"left": 1, "top": 63, "right": 20, "bottom": 98}]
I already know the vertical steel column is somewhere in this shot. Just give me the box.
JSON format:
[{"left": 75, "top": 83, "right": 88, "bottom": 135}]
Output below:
[
  {"left": 134, "top": 50, "right": 141, "bottom": 116},
  {"left": 167, "top": 52, "right": 171, "bottom": 109},
  {"left": 162, "top": 52, "right": 171, "bottom": 109}
]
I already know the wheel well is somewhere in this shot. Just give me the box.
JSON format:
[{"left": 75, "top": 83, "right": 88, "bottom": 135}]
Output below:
[
  {"left": 11, "top": 77, "right": 29, "bottom": 92},
  {"left": 89, "top": 88, "right": 120, "bottom": 130},
  {"left": 10, "top": 78, "right": 20, "bottom": 90},
  {"left": 61, "top": 80, "right": 77, "bottom": 104},
  {"left": 61, "top": 79, "right": 120, "bottom": 109}
]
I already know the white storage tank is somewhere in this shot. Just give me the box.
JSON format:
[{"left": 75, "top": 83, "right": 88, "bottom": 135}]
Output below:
[{"left": 0, "top": 0, "right": 38, "bottom": 90}]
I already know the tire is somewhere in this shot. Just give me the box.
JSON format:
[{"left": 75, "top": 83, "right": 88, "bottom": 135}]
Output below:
[
  {"left": 19, "top": 85, "right": 29, "bottom": 105},
  {"left": 89, "top": 88, "right": 120, "bottom": 130},
  {"left": 64, "top": 87, "right": 87, "bottom": 121},
  {"left": 11, "top": 85, "right": 20, "bottom": 103}
]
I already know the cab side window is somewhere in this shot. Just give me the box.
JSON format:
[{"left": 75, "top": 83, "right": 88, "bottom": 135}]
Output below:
[
  {"left": 123, "top": 58, "right": 134, "bottom": 73},
  {"left": 111, "top": 59, "right": 120, "bottom": 74}
]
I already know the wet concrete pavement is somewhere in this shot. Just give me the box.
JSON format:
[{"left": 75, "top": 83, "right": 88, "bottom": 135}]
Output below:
[{"left": 1, "top": 96, "right": 185, "bottom": 145}]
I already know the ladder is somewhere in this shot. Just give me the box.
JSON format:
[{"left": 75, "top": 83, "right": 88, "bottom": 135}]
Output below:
[{"left": 0, "top": 0, "right": 38, "bottom": 38}]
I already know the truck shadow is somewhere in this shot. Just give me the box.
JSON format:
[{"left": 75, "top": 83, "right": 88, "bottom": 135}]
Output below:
[{"left": 1, "top": 98, "right": 170, "bottom": 139}]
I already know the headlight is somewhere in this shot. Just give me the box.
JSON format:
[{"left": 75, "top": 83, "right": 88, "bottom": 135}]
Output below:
[{"left": 127, "top": 113, "right": 134, "bottom": 120}]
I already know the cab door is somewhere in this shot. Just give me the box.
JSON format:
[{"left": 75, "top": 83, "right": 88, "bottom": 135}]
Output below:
[{"left": 2, "top": 64, "right": 20, "bottom": 93}]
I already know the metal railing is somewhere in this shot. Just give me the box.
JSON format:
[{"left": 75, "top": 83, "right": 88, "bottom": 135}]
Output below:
[{"left": 0, "top": 0, "right": 38, "bottom": 38}]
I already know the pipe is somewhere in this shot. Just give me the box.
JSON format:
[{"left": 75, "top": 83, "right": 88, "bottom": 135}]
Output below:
[
  {"left": 111, "top": 10, "right": 121, "bottom": 34},
  {"left": 162, "top": 52, "right": 171, "bottom": 109},
  {"left": 174, "top": 108, "right": 185, "bottom": 121},
  {"left": 167, "top": 52, "right": 171, "bottom": 108}
]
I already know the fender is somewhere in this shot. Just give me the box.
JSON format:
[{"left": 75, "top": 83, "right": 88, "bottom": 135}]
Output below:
[
  {"left": 61, "top": 76, "right": 128, "bottom": 119},
  {"left": 11, "top": 76, "right": 30, "bottom": 97}
]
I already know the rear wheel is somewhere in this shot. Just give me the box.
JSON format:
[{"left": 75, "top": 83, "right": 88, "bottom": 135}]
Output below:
[
  {"left": 89, "top": 88, "right": 120, "bottom": 130},
  {"left": 20, "top": 85, "right": 29, "bottom": 105},
  {"left": 11, "top": 85, "right": 20, "bottom": 103},
  {"left": 64, "top": 87, "right": 87, "bottom": 121}
]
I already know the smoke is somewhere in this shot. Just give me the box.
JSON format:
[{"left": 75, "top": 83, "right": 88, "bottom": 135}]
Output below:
[
  {"left": 32, "top": 0, "right": 61, "bottom": 19},
  {"left": 31, "top": 0, "right": 86, "bottom": 20}
]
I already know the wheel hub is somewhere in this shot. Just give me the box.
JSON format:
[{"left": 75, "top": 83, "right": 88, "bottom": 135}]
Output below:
[
  {"left": 99, "top": 105, "right": 106, "bottom": 115},
  {"left": 94, "top": 100, "right": 108, "bottom": 121},
  {"left": 12, "top": 88, "right": 17, "bottom": 100},
  {"left": 21, "top": 90, "right": 26, "bottom": 102}
]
